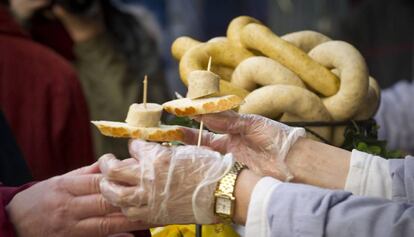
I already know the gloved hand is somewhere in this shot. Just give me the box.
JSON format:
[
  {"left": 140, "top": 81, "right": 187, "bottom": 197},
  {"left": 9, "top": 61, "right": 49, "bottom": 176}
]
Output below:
[
  {"left": 181, "top": 111, "right": 305, "bottom": 181},
  {"left": 99, "top": 140, "right": 233, "bottom": 225}
]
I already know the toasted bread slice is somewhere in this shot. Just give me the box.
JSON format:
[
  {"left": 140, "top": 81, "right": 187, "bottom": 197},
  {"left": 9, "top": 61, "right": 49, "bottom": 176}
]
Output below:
[
  {"left": 91, "top": 121, "right": 184, "bottom": 142},
  {"left": 162, "top": 95, "right": 243, "bottom": 116}
]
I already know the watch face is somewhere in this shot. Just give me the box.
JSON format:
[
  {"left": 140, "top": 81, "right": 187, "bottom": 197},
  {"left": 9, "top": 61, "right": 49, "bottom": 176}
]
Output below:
[{"left": 216, "top": 197, "right": 232, "bottom": 215}]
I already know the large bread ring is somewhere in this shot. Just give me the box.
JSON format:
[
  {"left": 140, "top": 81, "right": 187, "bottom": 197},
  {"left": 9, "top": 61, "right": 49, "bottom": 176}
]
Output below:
[
  {"left": 227, "top": 16, "right": 261, "bottom": 48},
  {"left": 179, "top": 39, "right": 254, "bottom": 98},
  {"left": 331, "top": 76, "right": 381, "bottom": 146},
  {"left": 231, "top": 56, "right": 305, "bottom": 91},
  {"left": 281, "top": 30, "right": 332, "bottom": 53},
  {"left": 171, "top": 36, "right": 202, "bottom": 60},
  {"left": 354, "top": 76, "right": 381, "bottom": 120},
  {"left": 240, "top": 23, "right": 340, "bottom": 96},
  {"left": 239, "top": 85, "right": 332, "bottom": 142},
  {"left": 309, "top": 41, "right": 369, "bottom": 121}
]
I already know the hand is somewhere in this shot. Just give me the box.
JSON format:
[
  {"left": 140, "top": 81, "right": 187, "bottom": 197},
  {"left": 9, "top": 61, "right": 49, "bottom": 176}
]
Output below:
[
  {"left": 10, "top": 0, "right": 50, "bottom": 22},
  {"left": 6, "top": 163, "right": 146, "bottom": 237},
  {"left": 99, "top": 140, "right": 233, "bottom": 225},
  {"left": 181, "top": 111, "right": 305, "bottom": 181}
]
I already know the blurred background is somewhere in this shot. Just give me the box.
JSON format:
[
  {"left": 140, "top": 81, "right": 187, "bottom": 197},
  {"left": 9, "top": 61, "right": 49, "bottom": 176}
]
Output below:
[
  {"left": 7, "top": 0, "right": 414, "bottom": 97},
  {"left": 125, "top": 0, "right": 414, "bottom": 95}
]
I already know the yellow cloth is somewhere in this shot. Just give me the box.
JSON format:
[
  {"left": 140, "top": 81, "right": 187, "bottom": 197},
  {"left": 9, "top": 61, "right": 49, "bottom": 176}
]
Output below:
[{"left": 150, "top": 224, "right": 239, "bottom": 237}]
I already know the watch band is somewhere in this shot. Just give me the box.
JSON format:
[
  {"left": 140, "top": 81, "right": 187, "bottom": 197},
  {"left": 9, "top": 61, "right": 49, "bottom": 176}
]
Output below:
[{"left": 214, "top": 161, "right": 247, "bottom": 223}]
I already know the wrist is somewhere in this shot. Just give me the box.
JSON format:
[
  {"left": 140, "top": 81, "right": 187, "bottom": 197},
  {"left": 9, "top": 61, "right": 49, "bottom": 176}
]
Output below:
[
  {"left": 6, "top": 194, "right": 24, "bottom": 235},
  {"left": 233, "top": 169, "right": 261, "bottom": 225},
  {"left": 286, "top": 138, "right": 351, "bottom": 189}
]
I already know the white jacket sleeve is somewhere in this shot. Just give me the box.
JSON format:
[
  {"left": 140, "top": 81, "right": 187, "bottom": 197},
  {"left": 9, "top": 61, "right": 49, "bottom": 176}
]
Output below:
[
  {"left": 245, "top": 177, "right": 282, "bottom": 237},
  {"left": 344, "top": 150, "right": 392, "bottom": 199},
  {"left": 375, "top": 80, "right": 414, "bottom": 154}
]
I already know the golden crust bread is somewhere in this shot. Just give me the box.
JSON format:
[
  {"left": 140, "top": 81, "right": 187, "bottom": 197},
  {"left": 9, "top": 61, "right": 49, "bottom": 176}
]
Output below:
[
  {"left": 162, "top": 95, "right": 243, "bottom": 116},
  {"left": 91, "top": 121, "right": 184, "bottom": 142}
]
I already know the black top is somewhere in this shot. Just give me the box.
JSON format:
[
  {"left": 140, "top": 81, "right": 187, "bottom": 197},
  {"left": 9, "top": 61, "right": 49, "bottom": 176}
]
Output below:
[{"left": 0, "top": 110, "right": 32, "bottom": 186}]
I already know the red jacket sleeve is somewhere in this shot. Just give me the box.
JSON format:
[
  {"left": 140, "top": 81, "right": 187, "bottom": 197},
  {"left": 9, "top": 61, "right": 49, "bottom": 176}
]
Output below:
[
  {"left": 0, "top": 7, "right": 95, "bottom": 180},
  {"left": 0, "top": 184, "right": 34, "bottom": 237}
]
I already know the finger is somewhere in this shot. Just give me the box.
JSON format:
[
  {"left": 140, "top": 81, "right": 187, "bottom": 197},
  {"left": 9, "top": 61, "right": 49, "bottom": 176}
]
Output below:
[
  {"left": 121, "top": 206, "right": 151, "bottom": 222},
  {"left": 128, "top": 139, "right": 171, "bottom": 160},
  {"left": 98, "top": 154, "right": 119, "bottom": 175},
  {"left": 179, "top": 127, "right": 229, "bottom": 153},
  {"left": 99, "top": 155, "right": 140, "bottom": 185},
  {"left": 201, "top": 111, "right": 269, "bottom": 139},
  {"left": 73, "top": 194, "right": 121, "bottom": 219},
  {"left": 61, "top": 173, "right": 102, "bottom": 196},
  {"left": 100, "top": 178, "right": 148, "bottom": 207},
  {"left": 108, "top": 233, "right": 135, "bottom": 237},
  {"left": 197, "top": 110, "right": 244, "bottom": 134},
  {"left": 64, "top": 162, "right": 100, "bottom": 176},
  {"left": 77, "top": 215, "right": 150, "bottom": 237}
]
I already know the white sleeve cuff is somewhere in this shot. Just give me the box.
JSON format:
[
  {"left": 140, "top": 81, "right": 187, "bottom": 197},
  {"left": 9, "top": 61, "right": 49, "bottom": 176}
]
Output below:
[
  {"left": 344, "top": 149, "right": 392, "bottom": 199},
  {"left": 245, "top": 177, "right": 282, "bottom": 237}
]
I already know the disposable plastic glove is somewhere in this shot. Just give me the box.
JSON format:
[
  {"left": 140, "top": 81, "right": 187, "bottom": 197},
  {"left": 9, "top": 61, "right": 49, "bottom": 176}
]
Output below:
[
  {"left": 181, "top": 111, "right": 305, "bottom": 181},
  {"left": 99, "top": 140, "right": 233, "bottom": 225}
]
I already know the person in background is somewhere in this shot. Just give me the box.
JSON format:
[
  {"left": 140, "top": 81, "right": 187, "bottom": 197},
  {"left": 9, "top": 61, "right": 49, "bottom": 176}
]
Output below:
[
  {"left": 98, "top": 111, "right": 414, "bottom": 236},
  {"left": 0, "top": 19, "right": 150, "bottom": 231},
  {"left": 374, "top": 80, "right": 414, "bottom": 154},
  {"left": 0, "top": 110, "right": 32, "bottom": 186},
  {"left": 0, "top": 2, "right": 94, "bottom": 180},
  {"left": 1, "top": 3, "right": 141, "bottom": 234},
  {"left": 340, "top": 0, "right": 414, "bottom": 154},
  {"left": 10, "top": 0, "right": 169, "bottom": 158}
]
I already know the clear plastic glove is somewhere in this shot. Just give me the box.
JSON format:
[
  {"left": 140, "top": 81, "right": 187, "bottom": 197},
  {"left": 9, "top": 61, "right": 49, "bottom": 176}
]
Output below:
[
  {"left": 99, "top": 140, "right": 233, "bottom": 225},
  {"left": 181, "top": 111, "right": 305, "bottom": 181}
]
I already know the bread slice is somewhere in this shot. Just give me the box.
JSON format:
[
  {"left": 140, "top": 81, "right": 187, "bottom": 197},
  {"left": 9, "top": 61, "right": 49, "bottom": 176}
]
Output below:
[
  {"left": 91, "top": 121, "right": 184, "bottom": 142},
  {"left": 162, "top": 95, "right": 243, "bottom": 116}
]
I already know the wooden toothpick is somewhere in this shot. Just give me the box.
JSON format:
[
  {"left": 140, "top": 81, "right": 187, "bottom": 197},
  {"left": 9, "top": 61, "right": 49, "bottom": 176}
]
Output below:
[
  {"left": 197, "top": 120, "right": 204, "bottom": 147},
  {"left": 196, "top": 56, "right": 212, "bottom": 147},
  {"left": 143, "top": 75, "right": 148, "bottom": 108},
  {"left": 174, "top": 91, "right": 184, "bottom": 99},
  {"left": 195, "top": 55, "right": 211, "bottom": 237},
  {"left": 207, "top": 56, "right": 212, "bottom": 72}
]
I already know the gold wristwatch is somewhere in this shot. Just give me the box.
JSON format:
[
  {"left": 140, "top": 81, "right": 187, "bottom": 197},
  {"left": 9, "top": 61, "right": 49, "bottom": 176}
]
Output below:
[{"left": 214, "top": 161, "right": 247, "bottom": 224}]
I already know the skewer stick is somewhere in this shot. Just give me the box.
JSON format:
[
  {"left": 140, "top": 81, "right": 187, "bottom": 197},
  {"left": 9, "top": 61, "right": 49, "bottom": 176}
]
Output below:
[
  {"left": 143, "top": 75, "right": 148, "bottom": 109},
  {"left": 197, "top": 56, "right": 211, "bottom": 147},
  {"left": 197, "top": 120, "right": 204, "bottom": 147},
  {"left": 174, "top": 91, "right": 184, "bottom": 99},
  {"left": 207, "top": 56, "right": 212, "bottom": 72},
  {"left": 195, "top": 57, "right": 212, "bottom": 237}
]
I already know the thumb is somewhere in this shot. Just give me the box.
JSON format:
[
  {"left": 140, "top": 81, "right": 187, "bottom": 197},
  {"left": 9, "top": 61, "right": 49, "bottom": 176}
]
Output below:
[
  {"left": 128, "top": 139, "right": 171, "bottom": 160},
  {"left": 179, "top": 127, "right": 229, "bottom": 154},
  {"left": 63, "top": 161, "right": 100, "bottom": 176},
  {"left": 197, "top": 110, "right": 252, "bottom": 135}
]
